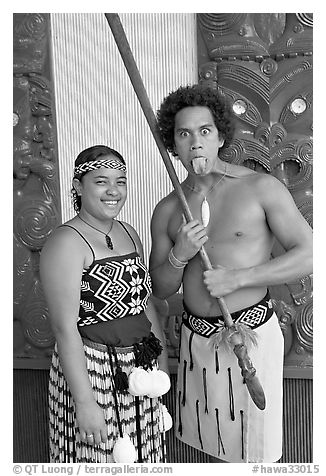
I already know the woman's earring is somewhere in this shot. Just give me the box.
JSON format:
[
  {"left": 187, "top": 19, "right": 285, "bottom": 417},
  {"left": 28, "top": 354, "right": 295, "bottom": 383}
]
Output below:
[{"left": 72, "top": 178, "right": 82, "bottom": 197}]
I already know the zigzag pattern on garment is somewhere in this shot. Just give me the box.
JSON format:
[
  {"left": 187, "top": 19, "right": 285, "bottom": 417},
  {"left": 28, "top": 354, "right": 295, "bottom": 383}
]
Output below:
[
  {"left": 182, "top": 296, "right": 274, "bottom": 338},
  {"left": 78, "top": 254, "right": 152, "bottom": 326}
]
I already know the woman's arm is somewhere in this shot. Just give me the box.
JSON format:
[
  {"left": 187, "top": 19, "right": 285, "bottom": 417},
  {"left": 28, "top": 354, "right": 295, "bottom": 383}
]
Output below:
[
  {"left": 145, "top": 297, "right": 170, "bottom": 375},
  {"left": 123, "top": 222, "right": 170, "bottom": 374},
  {"left": 40, "top": 228, "right": 108, "bottom": 445}
]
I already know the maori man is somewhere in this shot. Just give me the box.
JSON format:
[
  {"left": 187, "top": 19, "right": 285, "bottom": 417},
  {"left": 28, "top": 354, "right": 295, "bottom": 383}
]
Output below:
[{"left": 149, "top": 84, "right": 312, "bottom": 462}]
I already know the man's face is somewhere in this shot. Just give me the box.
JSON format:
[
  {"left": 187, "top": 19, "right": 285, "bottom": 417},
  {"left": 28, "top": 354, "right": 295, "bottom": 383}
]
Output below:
[{"left": 174, "top": 106, "right": 224, "bottom": 176}]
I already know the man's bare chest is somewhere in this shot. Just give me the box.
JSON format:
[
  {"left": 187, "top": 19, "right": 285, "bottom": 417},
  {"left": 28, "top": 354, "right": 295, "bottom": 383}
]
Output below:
[{"left": 168, "top": 188, "right": 265, "bottom": 242}]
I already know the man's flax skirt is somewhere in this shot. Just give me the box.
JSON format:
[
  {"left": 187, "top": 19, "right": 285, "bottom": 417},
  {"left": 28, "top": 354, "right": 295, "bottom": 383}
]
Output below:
[{"left": 176, "top": 293, "right": 284, "bottom": 463}]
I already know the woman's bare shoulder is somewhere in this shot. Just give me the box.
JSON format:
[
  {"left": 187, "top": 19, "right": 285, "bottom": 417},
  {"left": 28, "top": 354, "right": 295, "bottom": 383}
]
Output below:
[
  {"left": 41, "top": 221, "right": 86, "bottom": 258},
  {"left": 118, "top": 220, "right": 141, "bottom": 243}
]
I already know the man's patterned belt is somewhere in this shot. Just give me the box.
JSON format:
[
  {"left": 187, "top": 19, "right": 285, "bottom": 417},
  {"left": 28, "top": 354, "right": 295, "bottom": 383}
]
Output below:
[{"left": 182, "top": 292, "right": 274, "bottom": 338}]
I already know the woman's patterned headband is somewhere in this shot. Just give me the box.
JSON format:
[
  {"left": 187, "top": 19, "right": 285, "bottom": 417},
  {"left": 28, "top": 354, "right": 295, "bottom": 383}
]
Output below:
[{"left": 74, "top": 158, "right": 127, "bottom": 177}]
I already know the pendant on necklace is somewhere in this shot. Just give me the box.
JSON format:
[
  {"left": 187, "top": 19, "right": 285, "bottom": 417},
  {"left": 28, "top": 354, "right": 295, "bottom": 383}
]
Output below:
[
  {"left": 105, "top": 234, "right": 113, "bottom": 250},
  {"left": 201, "top": 197, "right": 210, "bottom": 227}
]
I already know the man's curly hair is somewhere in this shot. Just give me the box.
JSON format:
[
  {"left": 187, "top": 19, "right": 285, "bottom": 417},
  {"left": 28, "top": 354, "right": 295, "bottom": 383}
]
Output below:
[{"left": 156, "top": 84, "right": 235, "bottom": 156}]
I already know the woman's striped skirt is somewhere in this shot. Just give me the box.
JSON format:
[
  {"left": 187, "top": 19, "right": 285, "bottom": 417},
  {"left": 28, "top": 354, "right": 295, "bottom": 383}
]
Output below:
[{"left": 48, "top": 339, "right": 166, "bottom": 463}]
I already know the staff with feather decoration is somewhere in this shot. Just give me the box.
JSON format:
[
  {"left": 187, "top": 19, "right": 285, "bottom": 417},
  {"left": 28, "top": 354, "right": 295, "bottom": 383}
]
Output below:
[{"left": 104, "top": 13, "right": 266, "bottom": 411}]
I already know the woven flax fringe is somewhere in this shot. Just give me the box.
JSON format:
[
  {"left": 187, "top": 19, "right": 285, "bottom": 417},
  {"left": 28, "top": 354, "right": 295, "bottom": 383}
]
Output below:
[{"left": 49, "top": 342, "right": 166, "bottom": 463}]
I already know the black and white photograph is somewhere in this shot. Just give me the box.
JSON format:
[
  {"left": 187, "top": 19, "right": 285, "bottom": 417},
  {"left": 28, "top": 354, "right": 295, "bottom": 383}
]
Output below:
[{"left": 12, "top": 9, "right": 315, "bottom": 471}]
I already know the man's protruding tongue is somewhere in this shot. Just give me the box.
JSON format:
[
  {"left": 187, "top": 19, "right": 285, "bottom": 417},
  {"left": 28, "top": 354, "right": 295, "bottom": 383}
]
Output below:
[{"left": 192, "top": 157, "right": 208, "bottom": 175}]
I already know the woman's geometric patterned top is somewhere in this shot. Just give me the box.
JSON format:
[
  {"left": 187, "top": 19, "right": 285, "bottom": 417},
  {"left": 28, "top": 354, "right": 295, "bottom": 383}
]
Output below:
[{"left": 77, "top": 252, "right": 152, "bottom": 326}]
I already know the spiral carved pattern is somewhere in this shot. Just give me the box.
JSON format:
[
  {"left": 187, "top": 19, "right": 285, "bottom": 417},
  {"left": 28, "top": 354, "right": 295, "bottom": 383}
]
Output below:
[
  {"left": 294, "top": 302, "right": 313, "bottom": 352},
  {"left": 219, "top": 138, "right": 244, "bottom": 165},
  {"left": 23, "top": 302, "right": 55, "bottom": 348},
  {"left": 199, "top": 63, "right": 218, "bottom": 83},
  {"left": 295, "top": 14, "right": 313, "bottom": 28},
  {"left": 260, "top": 58, "right": 278, "bottom": 77},
  {"left": 269, "top": 123, "right": 287, "bottom": 148},
  {"left": 296, "top": 138, "right": 313, "bottom": 165},
  {"left": 254, "top": 122, "right": 270, "bottom": 145},
  {"left": 270, "top": 143, "right": 312, "bottom": 191},
  {"left": 14, "top": 13, "right": 47, "bottom": 40},
  {"left": 198, "top": 13, "right": 246, "bottom": 34},
  {"left": 296, "top": 198, "right": 313, "bottom": 228},
  {"left": 14, "top": 200, "right": 57, "bottom": 251}
]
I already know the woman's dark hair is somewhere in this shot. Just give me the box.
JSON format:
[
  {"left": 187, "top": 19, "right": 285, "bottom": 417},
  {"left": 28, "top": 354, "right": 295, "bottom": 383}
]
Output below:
[
  {"left": 156, "top": 84, "right": 235, "bottom": 156},
  {"left": 71, "top": 145, "right": 126, "bottom": 213}
]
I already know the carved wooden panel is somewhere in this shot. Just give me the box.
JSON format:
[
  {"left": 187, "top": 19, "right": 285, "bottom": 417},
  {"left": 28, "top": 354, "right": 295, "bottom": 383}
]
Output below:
[
  {"left": 13, "top": 14, "right": 60, "bottom": 362},
  {"left": 197, "top": 13, "right": 313, "bottom": 371}
]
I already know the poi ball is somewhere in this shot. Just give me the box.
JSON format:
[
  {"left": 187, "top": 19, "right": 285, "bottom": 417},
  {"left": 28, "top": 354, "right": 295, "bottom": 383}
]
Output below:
[
  {"left": 146, "top": 369, "right": 171, "bottom": 398},
  {"left": 112, "top": 434, "right": 137, "bottom": 463},
  {"left": 128, "top": 366, "right": 152, "bottom": 396},
  {"left": 159, "top": 404, "right": 173, "bottom": 432}
]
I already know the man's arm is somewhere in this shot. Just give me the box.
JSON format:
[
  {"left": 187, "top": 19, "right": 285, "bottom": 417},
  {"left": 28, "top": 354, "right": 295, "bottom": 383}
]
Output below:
[
  {"left": 149, "top": 200, "right": 185, "bottom": 299},
  {"left": 149, "top": 198, "right": 208, "bottom": 299},
  {"left": 203, "top": 174, "right": 313, "bottom": 297}
]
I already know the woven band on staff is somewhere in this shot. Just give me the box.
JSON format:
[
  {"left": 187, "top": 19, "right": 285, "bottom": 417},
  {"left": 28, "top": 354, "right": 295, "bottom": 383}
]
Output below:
[{"left": 74, "top": 159, "right": 127, "bottom": 176}]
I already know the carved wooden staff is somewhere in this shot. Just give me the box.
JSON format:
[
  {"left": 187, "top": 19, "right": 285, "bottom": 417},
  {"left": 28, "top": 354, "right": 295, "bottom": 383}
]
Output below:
[{"left": 104, "top": 13, "right": 266, "bottom": 410}]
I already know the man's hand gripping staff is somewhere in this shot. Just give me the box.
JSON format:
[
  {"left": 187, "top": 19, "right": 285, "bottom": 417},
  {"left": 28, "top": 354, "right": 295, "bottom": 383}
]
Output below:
[{"left": 105, "top": 12, "right": 266, "bottom": 410}]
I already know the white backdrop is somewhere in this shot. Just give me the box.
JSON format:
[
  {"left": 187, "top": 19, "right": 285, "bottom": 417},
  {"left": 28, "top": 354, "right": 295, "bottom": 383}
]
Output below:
[{"left": 50, "top": 12, "right": 197, "bottom": 262}]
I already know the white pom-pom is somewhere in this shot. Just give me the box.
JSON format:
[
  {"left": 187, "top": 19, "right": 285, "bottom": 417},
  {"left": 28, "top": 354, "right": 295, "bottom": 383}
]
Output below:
[
  {"left": 128, "top": 367, "right": 152, "bottom": 396},
  {"left": 159, "top": 404, "right": 173, "bottom": 432},
  {"left": 112, "top": 434, "right": 137, "bottom": 463},
  {"left": 146, "top": 369, "right": 171, "bottom": 398}
]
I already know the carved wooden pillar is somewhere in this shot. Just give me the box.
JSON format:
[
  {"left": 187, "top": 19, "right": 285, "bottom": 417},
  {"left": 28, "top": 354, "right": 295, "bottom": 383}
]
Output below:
[
  {"left": 197, "top": 13, "right": 313, "bottom": 374},
  {"left": 13, "top": 13, "right": 60, "bottom": 365}
]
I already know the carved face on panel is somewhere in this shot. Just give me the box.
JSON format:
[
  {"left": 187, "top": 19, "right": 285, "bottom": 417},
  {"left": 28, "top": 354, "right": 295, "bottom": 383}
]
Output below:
[{"left": 13, "top": 78, "right": 34, "bottom": 180}]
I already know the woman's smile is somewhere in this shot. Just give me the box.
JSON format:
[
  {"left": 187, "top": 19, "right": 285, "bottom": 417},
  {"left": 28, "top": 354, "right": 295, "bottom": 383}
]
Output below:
[{"left": 102, "top": 199, "right": 119, "bottom": 208}]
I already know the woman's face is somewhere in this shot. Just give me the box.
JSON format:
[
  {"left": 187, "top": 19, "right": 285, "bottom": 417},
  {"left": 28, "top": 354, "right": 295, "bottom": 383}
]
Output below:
[{"left": 74, "top": 156, "right": 127, "bottom": 221}]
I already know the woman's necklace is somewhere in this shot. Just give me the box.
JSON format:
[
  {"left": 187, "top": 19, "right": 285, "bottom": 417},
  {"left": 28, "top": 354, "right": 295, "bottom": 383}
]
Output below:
[
  {"left": 77, "top": 215, "right": 114, "bottom": 250},
  {"left": 184, "top": 162, "right": 227, "bottom": 227}
]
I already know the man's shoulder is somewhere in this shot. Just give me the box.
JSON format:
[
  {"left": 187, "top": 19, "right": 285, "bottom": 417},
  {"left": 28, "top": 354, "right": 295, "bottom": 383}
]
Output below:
[
  {"left": 227, "top": 162, "right": 263, "bottom": 180},
  {"left": 153, "top": 190, "right": 179, "bottom": 215},
  {"left": 239, "top": 169, "right": 290, "bottom": 204},
  {"left": 250, "top": 170, "right": 285, "bottom": 190},
  {"left": 226, "top": 164, "right": 289, "bottom": 204},
  {"left": 229, "top": 163, "right": 281, "bottom": 187}
]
